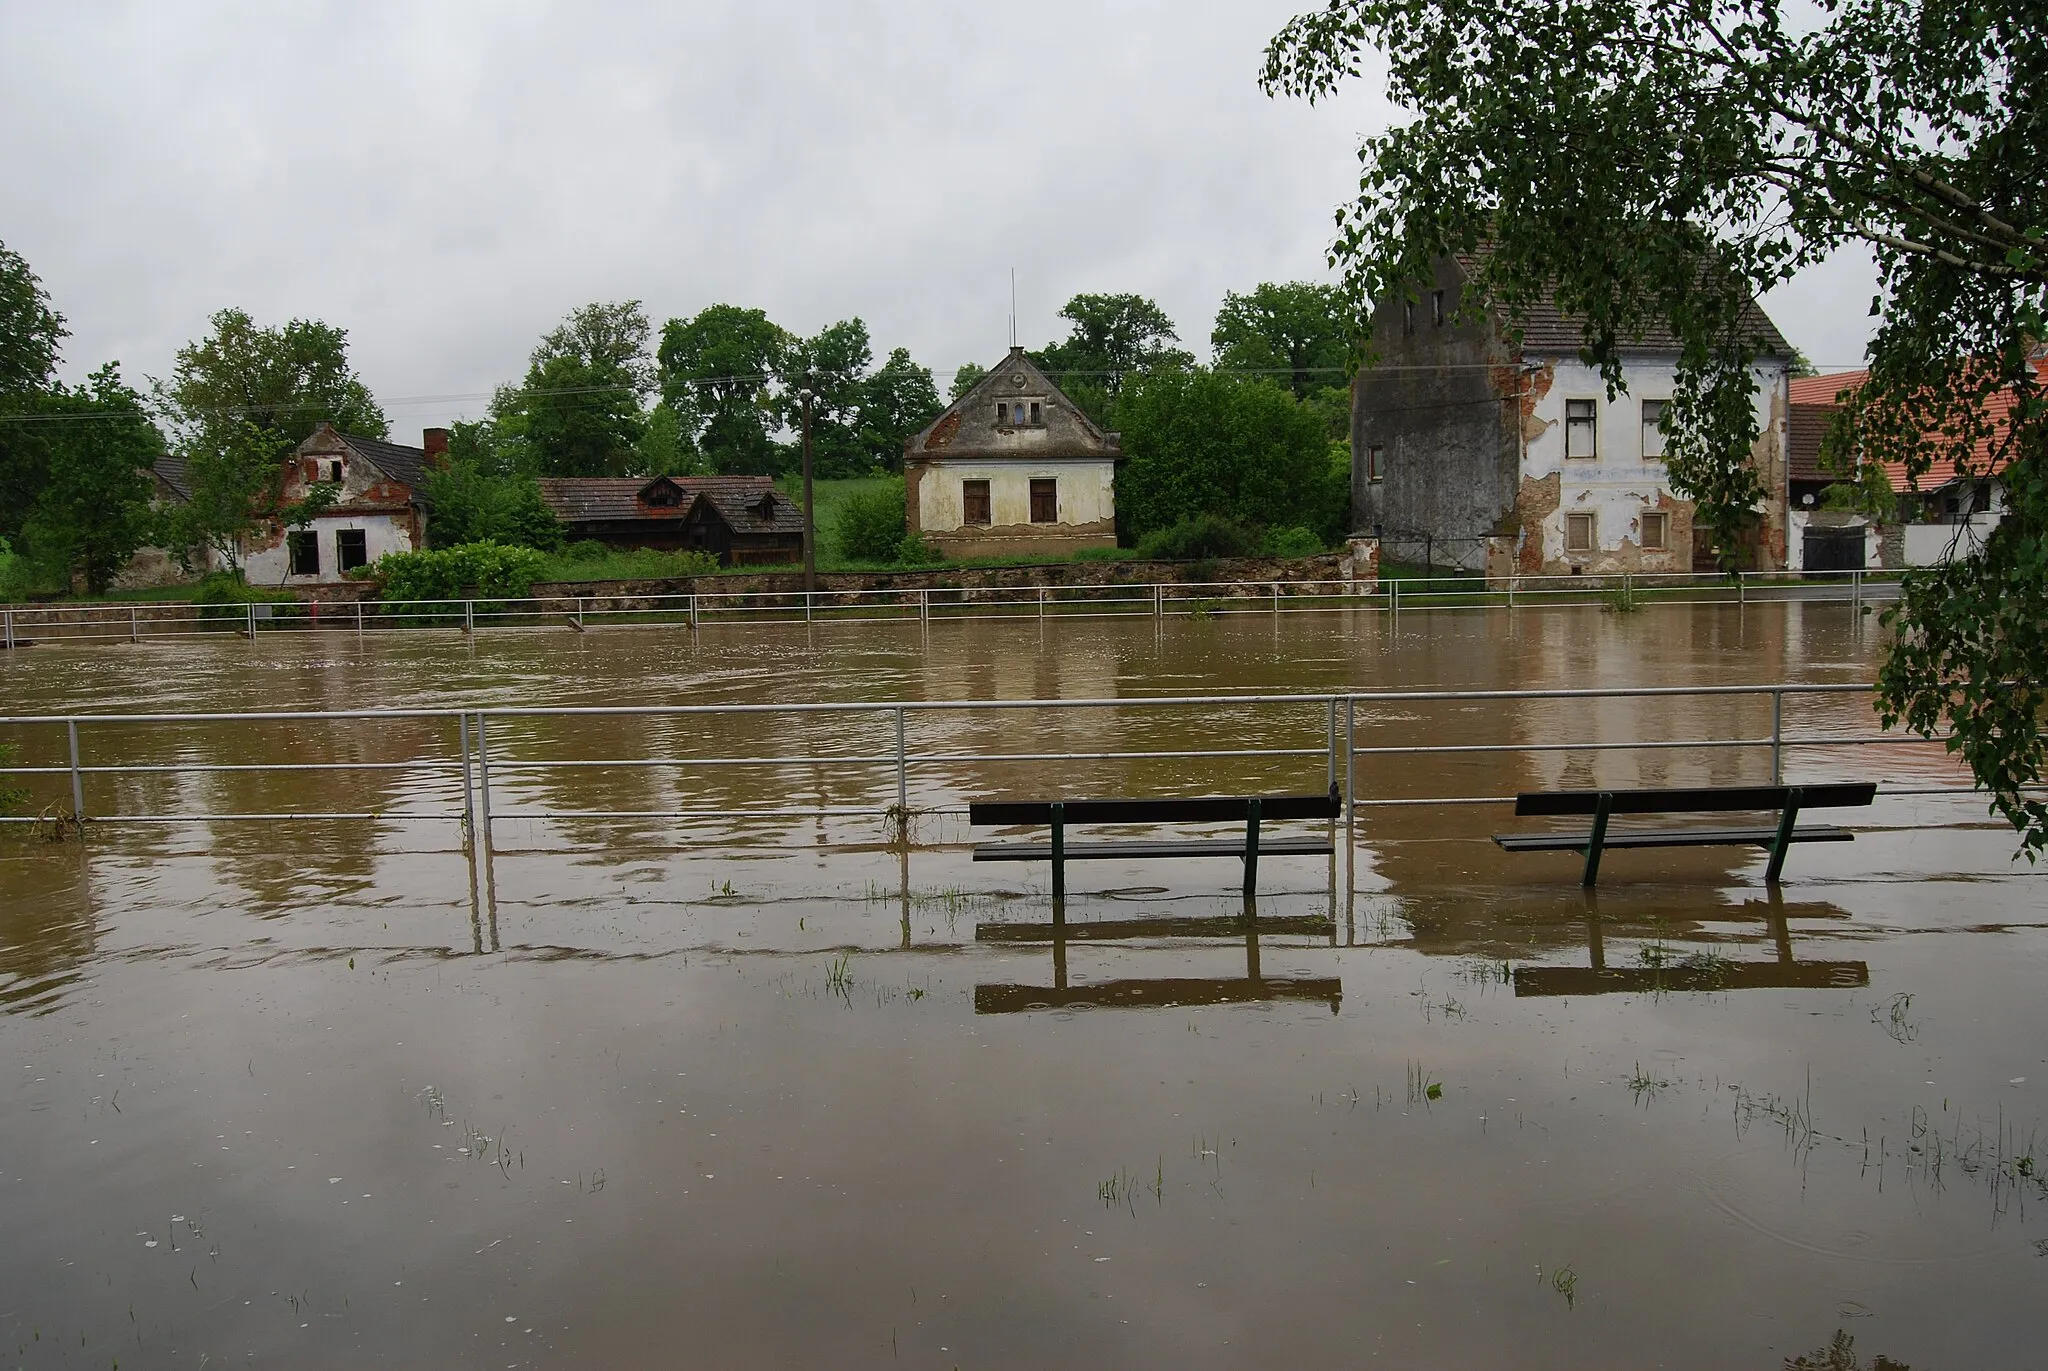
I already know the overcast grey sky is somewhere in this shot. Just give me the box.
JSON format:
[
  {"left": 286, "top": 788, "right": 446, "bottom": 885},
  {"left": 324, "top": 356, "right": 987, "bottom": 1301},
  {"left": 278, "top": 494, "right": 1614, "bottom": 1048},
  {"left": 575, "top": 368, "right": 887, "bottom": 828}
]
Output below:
[{"left": 2, "top": 1, "right": 1877, "bottom": 435}]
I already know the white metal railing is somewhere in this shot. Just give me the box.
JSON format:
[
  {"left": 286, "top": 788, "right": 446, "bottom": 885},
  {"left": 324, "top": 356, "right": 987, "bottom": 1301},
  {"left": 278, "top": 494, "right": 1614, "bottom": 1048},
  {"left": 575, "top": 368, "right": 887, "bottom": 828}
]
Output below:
[{"left": 0, "top": 568, "right": 1901, "bottom": 645}]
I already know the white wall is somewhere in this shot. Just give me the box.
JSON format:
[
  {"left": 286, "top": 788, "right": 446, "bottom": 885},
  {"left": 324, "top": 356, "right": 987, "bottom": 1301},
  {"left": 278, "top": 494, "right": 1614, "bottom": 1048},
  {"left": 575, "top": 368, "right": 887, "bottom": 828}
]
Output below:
[
  {"left": 1904, "top": 514, "right": 2002, "bottom": 566},
  {"left": 914, "top": 460, "right": 1116, "bottom": 533},
  {"left": 1788, "top": 510, "right": 1880, "bottom": 571},
  {"left": 241, "top": 513, "right": 416, "bottom": 587},
  {"left": 1525, "top": 358, "right": 1788, "bottom": 569}
]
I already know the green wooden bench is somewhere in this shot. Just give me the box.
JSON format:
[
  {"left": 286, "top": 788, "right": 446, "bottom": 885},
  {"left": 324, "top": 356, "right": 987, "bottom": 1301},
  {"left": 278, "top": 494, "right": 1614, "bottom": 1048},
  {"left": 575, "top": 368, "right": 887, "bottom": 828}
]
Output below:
[
  {"left": 969, "top": 788, "right": 1342, "bottom": 899},
  {"left": 1492, "top": 783, "right": 1877, "bottom": 886}
]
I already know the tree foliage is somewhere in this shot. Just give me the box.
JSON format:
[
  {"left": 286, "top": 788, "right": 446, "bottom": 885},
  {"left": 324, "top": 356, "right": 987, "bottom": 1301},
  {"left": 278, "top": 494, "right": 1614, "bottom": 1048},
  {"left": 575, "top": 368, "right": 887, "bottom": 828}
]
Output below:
[
  {"left": 508, "top": 301, "right": 651, "bottom": 477},
  {"left": 948, "top": 362, "right": 988, "bottom": 400},
  {"left": 1114, "top": 370, "right": 1335, "bottom": 541},
  {"left": 1211, "top": 281, "right": 1354, "bottom": 397},
  {"left": 1264, "top": 0, "right": 2048, "bottom": 852},
  {"left": 658, "top": 304, "right": 788, "bottom": 475},
  {"left": 782, "top": 317, "right": 876, "bottom": 480},
  {"left": 0, "top": 240, "right": 65, "bottom": 398},
  {"left": 1035, "top": 293, "right": 1194, "bottom": 420},
  {"left": 860, "top": 348, "right": 941, "bottom": 472}
]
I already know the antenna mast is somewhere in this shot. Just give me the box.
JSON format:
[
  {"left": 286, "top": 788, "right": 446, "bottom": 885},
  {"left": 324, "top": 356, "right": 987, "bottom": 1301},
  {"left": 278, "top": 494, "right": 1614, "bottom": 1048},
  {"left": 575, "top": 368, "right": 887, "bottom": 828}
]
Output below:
[{"left": 1009, "top": 268, "right": 1017, "bottom": 348}]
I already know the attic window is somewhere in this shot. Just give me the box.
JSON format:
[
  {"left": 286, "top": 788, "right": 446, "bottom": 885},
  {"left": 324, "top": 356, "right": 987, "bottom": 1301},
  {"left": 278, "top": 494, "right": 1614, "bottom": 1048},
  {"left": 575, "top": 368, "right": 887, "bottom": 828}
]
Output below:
[
  {"left": 327, "top": 461, "right": 343, "bottom": 483},
  {"left": 640, "top": 479, "right": 685, "bottom": 508},
  {"left": 754, "top": 492, "right": 778, "bottom": 517},
  {"left": 1029, "top": 401, "right": 1041, "bottom": 424}
]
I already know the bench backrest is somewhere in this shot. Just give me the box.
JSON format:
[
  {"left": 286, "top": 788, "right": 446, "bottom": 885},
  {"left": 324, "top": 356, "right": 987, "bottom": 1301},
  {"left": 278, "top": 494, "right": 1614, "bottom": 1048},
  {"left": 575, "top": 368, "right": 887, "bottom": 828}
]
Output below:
[
  {"left": 969, "top": 789, "right": 1341, "bottom": 826},
  {"left": 1513, "top": 783, "right": 1877, "bottom": 817}
]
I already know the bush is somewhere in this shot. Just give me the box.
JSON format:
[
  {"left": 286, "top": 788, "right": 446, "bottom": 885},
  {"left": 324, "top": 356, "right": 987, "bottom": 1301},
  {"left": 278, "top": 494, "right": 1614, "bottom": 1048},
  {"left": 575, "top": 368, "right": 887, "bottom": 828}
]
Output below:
[
  {"left": 895, "top": 533, "right": 940, "bottom": 565},
  {"left": 420, "top": 465, "right": 565, "bottom": 550},
  {"left": 0, "top": 537, "right": 47, "bottom": 601},
  {"left": 564, "top": 539, "right": 610, "bottom": 562},
  {"left": 538, "top": 547, "right": 720, "bottom": 583},
  {"left": 835, "top": 481, "right": 907, "bottom": 562},
  {"left": 372, "top": 542, "right": 551, "bottom": 607},
  {"left": 1134, "top": 514, "right": 1259, "bottom": 562},
  {"left": 1263, "top": 525, "right": 1325, "bottom": 559}
]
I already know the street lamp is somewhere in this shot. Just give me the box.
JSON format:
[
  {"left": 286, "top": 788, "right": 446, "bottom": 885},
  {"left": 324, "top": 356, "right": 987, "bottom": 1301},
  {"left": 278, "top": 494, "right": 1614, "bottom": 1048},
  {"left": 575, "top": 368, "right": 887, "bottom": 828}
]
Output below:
[{"left": 798, "top": 385, "right": 816, "bottom": 593}]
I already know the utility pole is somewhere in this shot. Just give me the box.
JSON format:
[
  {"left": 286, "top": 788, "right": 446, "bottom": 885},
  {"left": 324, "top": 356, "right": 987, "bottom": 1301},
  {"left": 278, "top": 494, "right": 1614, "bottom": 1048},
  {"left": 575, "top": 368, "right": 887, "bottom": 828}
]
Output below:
[{"left": 799, "top": 386, "right": 817, "bottom": 593}]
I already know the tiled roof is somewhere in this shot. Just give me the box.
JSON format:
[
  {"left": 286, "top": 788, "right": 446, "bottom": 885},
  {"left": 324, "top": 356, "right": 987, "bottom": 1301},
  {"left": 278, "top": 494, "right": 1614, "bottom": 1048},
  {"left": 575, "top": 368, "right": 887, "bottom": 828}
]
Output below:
[
  {"left": 151, "top": 452, "right": 191, "bottom": 501},
  {"left": 338, "top": 433, "right": 431, "bottom": 491},
  {"left": 1455, "top": 249, "right": 1795, "bottom": 359},
  {"left": 1782, "top": 365, "right": 2034, "bottom": 493},
  {"left": 537, "top": 476, "right": 806, "bottom": 534}
]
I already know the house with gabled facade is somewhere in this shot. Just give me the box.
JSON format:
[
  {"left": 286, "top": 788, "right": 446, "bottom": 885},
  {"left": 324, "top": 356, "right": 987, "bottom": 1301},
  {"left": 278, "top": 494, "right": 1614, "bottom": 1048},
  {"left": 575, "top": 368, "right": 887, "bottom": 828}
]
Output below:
[
  {"left": 242, "top": 424, "right": 439, "bottom": 585},
  {"left": 536, "top": 474, "right": 804, "bottom": 566},
  {"left": 1351, "top": 255, "right": 1795, "bottom": 578},
  {"left": 903, "top": 346, "right": 1121, "bottom": 558}
]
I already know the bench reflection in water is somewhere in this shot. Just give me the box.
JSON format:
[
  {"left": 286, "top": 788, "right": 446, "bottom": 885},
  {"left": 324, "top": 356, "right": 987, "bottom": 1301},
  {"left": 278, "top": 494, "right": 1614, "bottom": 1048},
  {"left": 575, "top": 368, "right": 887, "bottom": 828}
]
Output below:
[
  {"left": 1512, "top": 893, "right": 1869, "bottom": 997},
  {"left": 972, "top": 904, "right": 1342, "bottom": 1015}
]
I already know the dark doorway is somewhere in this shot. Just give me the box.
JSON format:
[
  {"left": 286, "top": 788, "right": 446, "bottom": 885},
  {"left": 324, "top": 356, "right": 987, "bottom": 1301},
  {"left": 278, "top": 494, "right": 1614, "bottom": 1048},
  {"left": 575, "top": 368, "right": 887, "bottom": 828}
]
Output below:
[{"left": 1802, "top": 528, "right": 1866, "bottom": 572}]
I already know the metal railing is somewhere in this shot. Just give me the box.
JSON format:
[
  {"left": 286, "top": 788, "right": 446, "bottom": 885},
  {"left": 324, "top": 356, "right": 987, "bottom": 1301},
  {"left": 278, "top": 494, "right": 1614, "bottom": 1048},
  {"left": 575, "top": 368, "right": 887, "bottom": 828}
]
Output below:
[
  {"left": 0, "top": 569, "right": 1900, "bottom": 645},
  {"left": 0, "top": 682, "right": 1992, "bottom": 837}
]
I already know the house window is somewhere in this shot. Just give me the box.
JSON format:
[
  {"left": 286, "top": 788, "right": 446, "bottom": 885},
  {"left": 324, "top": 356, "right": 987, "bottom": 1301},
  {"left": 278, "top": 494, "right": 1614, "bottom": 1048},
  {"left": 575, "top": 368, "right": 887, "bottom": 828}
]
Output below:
[
  {"left": 1565, "top": 512, "right": 1595, "bottom": 553},
  {"left": 287, "top": 530, "right": 320, "bottom": 577},
  {"left": 1565, "top": 399, "right": 1599, "bottom": 459},
  {"left": 1029, "top": 478, "right": 1058, "bottom": 524},
  {"left": 1029, "top": 401, "right": 1041, "bottom": 424},
  {"left": 1366, "top": 444, "right": 1385, "bottom": 484},
  {"left": 1641, "top": 511, "right": 1669, "bottom": 551},
  {"left": 1403, "top": 300, "right": 1415, "bottom": 336},
  {"left": 995, "top": 403, "right": 1012, "bottom": 426},
  {"left": 1641, "top": 399, "right": 1667, "bottom": 459},
  {"left": 336, "top": 528, "right": 369, "bottom": 571},
  {"left": 1431, "top": 289, "right": 1445, "bottom": 325},
  {"left": 962, "top": 479, "right": 991, "bottom": 526},
  {"left": 327, "top": 461, "right": 343, "bottom": 483},
  {"left": 1974, "top": 480, "right": 1992, "bottom": 514}
]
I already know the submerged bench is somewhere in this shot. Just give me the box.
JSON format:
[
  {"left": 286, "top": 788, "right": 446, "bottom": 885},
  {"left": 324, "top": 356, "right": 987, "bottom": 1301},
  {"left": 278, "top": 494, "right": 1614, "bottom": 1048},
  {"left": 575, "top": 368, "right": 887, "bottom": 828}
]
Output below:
[
  {"left": 969, "top": 788, "right": 1342, "bottom": 899},
  {"left": 1492, "top": 783, "right": 1877, "bottom": 886}
]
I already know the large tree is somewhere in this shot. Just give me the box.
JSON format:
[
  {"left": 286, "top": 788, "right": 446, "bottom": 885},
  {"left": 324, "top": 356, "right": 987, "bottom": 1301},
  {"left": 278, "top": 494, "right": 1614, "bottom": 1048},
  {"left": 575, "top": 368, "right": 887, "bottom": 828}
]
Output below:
[
  {"left": 859, "top": 347, "right": 942, "bottom": 472},
  {"left": 512, "top": 301, "right": 652, "bottom": 477},
  {"left": 657, "top": 305, "right": 788, "bottom": 475},
  {"left": 1211, "top": 281, "right": 1354, "bottom": 398},
  {"left": 779, "top": 317, "right": 875, "bottom": 479},
  {"left": 1034, "top": 293, "right": 1194, "bottom": 420},
  {"left": 1114, "top": 369, "right": 1334, "bottom": 540},
  {"left": 156, "top": 308, "right": 386, "bottom": 566},
  {"left": 1264, "top": 0, "right": 2048, "bottom": 852}
]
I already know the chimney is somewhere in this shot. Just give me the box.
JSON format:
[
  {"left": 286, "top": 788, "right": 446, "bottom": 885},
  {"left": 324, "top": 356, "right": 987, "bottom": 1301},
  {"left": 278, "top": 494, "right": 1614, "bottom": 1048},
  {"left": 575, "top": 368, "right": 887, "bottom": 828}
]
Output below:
[{"left": 422, "top": 427, "right": 450, "bottom": 467}]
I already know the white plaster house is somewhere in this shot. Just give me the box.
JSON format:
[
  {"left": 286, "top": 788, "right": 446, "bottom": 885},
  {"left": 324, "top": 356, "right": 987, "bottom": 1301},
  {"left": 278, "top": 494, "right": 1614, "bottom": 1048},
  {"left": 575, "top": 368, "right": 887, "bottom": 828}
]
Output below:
[
  {"left": 902, "top": 347, "right": 1120, "bottom": 558},
  {"left": 238, "top": 425, "right": 439, "bottom": 586},
  {"left": 1352, "top": 253, "right": 1796, "bottom": 577}
]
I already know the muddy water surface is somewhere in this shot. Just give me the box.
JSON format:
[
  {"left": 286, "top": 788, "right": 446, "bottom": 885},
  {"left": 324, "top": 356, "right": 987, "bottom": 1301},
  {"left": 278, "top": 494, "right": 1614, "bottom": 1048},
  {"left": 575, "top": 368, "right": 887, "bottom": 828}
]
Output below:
[{"left": 2, "top": 603, "right": 2044, "bottom": 1368}]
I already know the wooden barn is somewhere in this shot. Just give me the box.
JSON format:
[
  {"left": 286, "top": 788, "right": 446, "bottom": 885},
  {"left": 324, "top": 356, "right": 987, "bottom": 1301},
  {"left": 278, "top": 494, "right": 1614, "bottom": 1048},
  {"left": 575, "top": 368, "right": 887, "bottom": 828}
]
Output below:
[{"left": 536, "top": 475, "right": 805, "bottom": 567}]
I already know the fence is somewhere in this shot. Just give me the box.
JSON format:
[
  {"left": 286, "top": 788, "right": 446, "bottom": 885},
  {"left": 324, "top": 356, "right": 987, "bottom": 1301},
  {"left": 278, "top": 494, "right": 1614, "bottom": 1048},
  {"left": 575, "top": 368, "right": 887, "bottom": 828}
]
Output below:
[{"left": 0, "top": 569, "right": 1900, "bottom": 646}]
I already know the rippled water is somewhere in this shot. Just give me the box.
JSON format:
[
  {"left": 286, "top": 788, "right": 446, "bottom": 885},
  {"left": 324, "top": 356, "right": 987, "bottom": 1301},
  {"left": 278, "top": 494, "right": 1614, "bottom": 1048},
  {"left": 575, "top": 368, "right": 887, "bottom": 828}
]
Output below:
[{"left": 2, "top": 603, "right": 2043, "bottom": 1368}]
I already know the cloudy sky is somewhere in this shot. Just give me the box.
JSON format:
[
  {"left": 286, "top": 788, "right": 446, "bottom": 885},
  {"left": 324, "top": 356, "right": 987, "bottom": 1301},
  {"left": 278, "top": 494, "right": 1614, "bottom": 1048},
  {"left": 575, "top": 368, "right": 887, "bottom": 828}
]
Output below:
[{"left": 3, "top": 1, "right": 1877, "bottom": 436}]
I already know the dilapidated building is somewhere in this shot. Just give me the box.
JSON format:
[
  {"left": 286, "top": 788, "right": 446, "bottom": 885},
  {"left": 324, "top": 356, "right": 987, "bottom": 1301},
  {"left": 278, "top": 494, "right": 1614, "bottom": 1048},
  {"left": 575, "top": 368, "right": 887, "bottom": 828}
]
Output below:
[
  {"left": 903, "top": 347, "right": 1120, "bottom": 559},
  {"left": 537, "top": 475, "right": 804, "bottom": 567},
  {"left": 241, "top": 424, "right": 438, "bottom": 586},
  {"left": 1351, "top": 256, "right": 1794, "bottom": 577}
]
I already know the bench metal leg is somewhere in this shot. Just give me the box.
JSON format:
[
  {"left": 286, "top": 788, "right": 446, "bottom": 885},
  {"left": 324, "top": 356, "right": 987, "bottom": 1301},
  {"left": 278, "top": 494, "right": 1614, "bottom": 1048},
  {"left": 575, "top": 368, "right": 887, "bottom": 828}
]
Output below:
[
  {"left": 1243, "top": 798, "right": 1262, "bottom": 904},
  {"left": 1050, "top": 801, "right": 1065, "bottom": 901},
  {"left": 1581, "top": 792, "right": 1614, "bottom": 887},
  {"left": 1765, "top": 788, "right": 1803, "bottom": 884}
]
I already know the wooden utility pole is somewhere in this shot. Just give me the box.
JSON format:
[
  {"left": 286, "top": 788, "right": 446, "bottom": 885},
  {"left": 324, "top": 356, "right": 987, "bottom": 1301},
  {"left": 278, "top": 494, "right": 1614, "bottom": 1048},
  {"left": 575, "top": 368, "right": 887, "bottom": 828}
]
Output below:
[{"left": 800, "top": 386, "right": 817, "bottom": 593}]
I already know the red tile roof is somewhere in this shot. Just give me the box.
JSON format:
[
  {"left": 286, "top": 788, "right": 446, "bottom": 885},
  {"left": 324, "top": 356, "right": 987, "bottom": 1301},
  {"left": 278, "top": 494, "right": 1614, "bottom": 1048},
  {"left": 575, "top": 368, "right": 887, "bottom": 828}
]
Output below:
[{"left": 1786, "top": 364, "right": 2035, "bottom": 493}]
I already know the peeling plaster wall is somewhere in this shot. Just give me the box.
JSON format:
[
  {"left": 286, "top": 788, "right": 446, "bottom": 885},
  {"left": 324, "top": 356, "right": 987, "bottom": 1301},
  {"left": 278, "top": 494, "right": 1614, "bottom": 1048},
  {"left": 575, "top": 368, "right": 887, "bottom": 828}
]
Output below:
[
  {"left": 241, "top": 513, "right": 416, "bottom": 587},
  {"left": 909, "top": 459, "right": 1117, "bottom": 555},
  {"left": 1518, "top": 357, "right": 1789, "bottom": 575}
]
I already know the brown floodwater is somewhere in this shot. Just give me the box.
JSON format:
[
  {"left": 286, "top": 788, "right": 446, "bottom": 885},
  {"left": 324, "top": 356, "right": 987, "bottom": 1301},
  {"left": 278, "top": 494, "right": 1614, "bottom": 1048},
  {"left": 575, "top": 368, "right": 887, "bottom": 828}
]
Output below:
[{"left": 2, "top": 602, "right": 2044, "bottom": 1369}]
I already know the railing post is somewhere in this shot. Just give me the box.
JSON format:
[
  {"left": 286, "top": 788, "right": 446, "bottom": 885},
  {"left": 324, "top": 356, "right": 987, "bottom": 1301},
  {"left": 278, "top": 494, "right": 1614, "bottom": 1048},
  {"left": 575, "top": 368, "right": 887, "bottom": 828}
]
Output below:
[
  {"left": 919, "top": 588, "right": 929, "bottom": 626},
  {"left": 130, "top": 605, "right": 140, "bottom": 643},
  {"left": 1344, "top": 696, "right": 1356, "bottom": 922},
  {"left": 1272, "top": 580, "right": 1280, "bottom": 614},
  {"left": 1154, "top": 583, "right": 1163, "bottom": 619},
  {"left": 1738, "top": 572, "right": 1746, "bottom": 606},
  {"left": 1326, "top": 697, "right": 1338, "bottom": 792},
  {"left": 576, "top": 596, "right": 585, "bottom": 630},
  {"left": 1038, "top": 587, "right": 1045, "bottom": 622},
  {"left": 804, "top": 590, "right": 813, "bottom": 624},
  {"left": 458, "top": 712, "right": 475, "bottom": 844},
  {"left": 246, "top": 601, "right": 257, "bottom": 639},
  {"left": 1506, "top": 576, "right": 1515, "bottom": 609},
  {"left": 463, "top": 600, "right": 475, "bottom": 636},
  {"left": 354, "top": 598, "right": 363, "bottom": 635},
  {"left": 894, "top": 707, "right": 908, "bottom": 812},
  {"left": 67, "top": 719, "right": 84, "bottom": 823},
  {"left": 3, "top": 608, "right": 12, "bottom": 651},
  {"left": 474, "top": 712, "right": 494, "bottom": 862},
  {"left": 1390, "top": 579, "right": 1399, "bottom": 617},
  {"left": 1770, "top": 689, "right": 1784, "bottom": 784},
  {"left": 689, "top": 593, "right": 699, "bottom": 631}
]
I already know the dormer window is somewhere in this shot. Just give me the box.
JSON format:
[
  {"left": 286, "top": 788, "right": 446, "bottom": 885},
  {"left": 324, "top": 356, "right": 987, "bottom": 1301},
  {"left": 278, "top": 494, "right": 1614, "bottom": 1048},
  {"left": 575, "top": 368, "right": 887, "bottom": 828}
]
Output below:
[
  {"left": 754, "top": 492, "right": 778, "bottom": 518},
  {"left": 327, "top": 461, "right": 343, "bottom": 483},
  {"left": 638, "top": 476, "right": 687, "bottom": 508}
]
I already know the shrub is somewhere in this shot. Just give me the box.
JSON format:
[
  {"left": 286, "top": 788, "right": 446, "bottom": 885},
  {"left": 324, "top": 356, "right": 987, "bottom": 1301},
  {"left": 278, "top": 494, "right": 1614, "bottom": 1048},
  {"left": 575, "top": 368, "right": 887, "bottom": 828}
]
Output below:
[
  {"left": 540, "top": 547, "right": 720, "bottom": 582},
  {"left": 564, "top": 539, "right": 610, "bottom": 562},
  {"left": 894, "top": 533, "right": 940, "bottom": 565},
  {"left": 1263, "top": 525, "right": 1325, "bottom": 559},
  {"left": 372, "top": 541, "right": 551, "bottom": 607},
  {"left": 836, "top": 481, "right": 907, "bottom": 562},
  {"left": 1134, "top": 514, "right": 1259, "bottom": 562}
]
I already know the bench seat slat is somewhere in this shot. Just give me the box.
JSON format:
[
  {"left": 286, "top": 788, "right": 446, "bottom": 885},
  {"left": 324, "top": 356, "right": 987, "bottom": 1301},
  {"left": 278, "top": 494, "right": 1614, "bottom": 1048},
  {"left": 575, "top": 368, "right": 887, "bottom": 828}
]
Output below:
[
  {"left": 974, "top": 837, "right": 1334, "bottom": 862},
  {"left": 1513, "top": 783, "right": 1876, "bottom": 817},
  {"left": 969, "top": 792, "right": 1340, "bottom": 825},
  {"left": 1492, "top": 824, "right": 1855, "bottom": 852}
]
